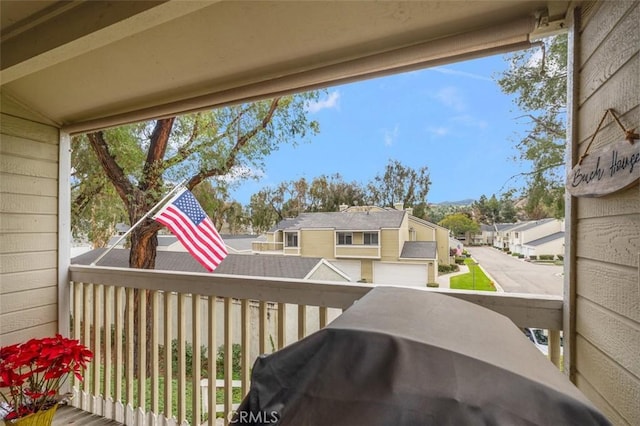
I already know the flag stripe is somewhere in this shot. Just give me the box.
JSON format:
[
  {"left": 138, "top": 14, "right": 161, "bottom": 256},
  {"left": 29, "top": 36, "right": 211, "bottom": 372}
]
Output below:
[
  {"left": 154, "top": 216, "right": 219, "bottom": 271},
  {"left": 153, "top": 188, "right": 227, "bottom": 272},
  {"left": 162, "top": 206, "right": 227, "bottom": 260}
]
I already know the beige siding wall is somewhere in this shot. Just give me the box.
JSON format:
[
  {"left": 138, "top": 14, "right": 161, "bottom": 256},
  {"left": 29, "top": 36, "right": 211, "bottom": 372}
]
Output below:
[
  {"left": 307, "top": 263, "right": 349, "bottom": 281},
  {"left": 300, "top": 229, "right": 334, "bottom": 258},
  {"left": 361, "top": 259, "right": 373, "bottom": 283},
  {"left": 379, "top": 229, "right": 399, "bottom": 261},
  {"left": 436, "top": 228, "right": 450, "bottom": 265},
  {"left": 0, "top": 102, "right": 60, "bottom": 346},
  {"left": 572, "top": 2, "right": 640, "bottom": 424}
]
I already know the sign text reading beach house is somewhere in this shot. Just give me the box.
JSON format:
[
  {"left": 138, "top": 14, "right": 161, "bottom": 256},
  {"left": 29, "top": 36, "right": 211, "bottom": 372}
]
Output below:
[{"left": 567, "top": 139, "right": 639, "bottom": 197}]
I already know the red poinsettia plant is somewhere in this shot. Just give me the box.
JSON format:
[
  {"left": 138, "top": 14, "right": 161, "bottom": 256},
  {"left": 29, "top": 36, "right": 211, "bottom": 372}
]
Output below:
[{"left": 0, "top": 334, "right": 92, "bottom": 421}]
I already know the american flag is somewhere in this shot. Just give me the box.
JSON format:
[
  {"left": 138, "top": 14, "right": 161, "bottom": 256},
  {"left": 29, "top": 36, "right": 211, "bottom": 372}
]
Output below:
[{"left": 153, "top": 188, "right": 227, "bottom": 271}]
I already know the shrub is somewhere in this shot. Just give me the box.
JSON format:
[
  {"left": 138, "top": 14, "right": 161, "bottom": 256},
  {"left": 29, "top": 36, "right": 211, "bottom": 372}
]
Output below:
[
  {"left": 518, "top": 254, "right": 524, "bottom": 259},
  {"left": 512, "top": 252, "right": 519, "bottom": 256},
  {"left": 539, "top": 254, "right": 554, "bottom": 260},
  {"left": 556, "top": 254, "right": 564, "bottom": 260},
  {"left": 529, "top": 255, "right": 537, "bottom": 260},
  {"left": 506, "top": 251, "right": 512, "bottom": 255},
  {"left": 502, "top": 248, "right": 509, "bottom": 252},
  {"left": 426, "top": 282, "right": 439, "bottom": 288},
  {"left": 438, "top": 264, "right": 460, "bottom": 274},
  {"left": 454, "top": 257, "right": 466, "bottom": 265}
]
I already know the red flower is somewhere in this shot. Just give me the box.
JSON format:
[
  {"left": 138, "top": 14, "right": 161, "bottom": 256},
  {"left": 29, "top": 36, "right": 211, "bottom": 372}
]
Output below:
[{"left": 0, "top": 335, "right": 92, "bottom": 421}]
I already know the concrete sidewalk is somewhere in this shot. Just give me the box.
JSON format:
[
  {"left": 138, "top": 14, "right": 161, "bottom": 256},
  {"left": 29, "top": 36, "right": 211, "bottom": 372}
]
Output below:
[{"left": 436, "top": 264, "right": 469, "bottom": 289}]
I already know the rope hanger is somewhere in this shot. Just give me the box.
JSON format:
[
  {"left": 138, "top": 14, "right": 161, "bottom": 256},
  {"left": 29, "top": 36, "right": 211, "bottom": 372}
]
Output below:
[{"left": 579, "top": 108, "right": 638, "bottom": 165}]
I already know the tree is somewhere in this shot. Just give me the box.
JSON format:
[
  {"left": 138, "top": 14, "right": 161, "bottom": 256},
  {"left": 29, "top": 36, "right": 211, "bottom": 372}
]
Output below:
[
  {"left": 438, "top": 213, "right": 480, "bottom": 236},
  {"left": 73, "top": 93, "right": 320, "bottom": 269},
  {"left": 308, "top": 174, "right": 367, "bottom": 212},
  {"left": 366, "top": 159, "right": 431, "bottom": 208},
  {"left": 496, "top": 33, "right": 567, "bottom": 218}
]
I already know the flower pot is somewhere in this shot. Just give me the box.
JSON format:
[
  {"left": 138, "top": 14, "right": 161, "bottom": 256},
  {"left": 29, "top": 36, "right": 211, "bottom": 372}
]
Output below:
[{"left": 8, "top": 405, "right": 58, "bottom": 426}]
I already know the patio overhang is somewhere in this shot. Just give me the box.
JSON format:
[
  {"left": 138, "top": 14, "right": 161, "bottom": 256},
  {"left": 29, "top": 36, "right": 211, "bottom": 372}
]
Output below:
[{"left": 1, "top": 0, "right": 572, "bottom": 134}]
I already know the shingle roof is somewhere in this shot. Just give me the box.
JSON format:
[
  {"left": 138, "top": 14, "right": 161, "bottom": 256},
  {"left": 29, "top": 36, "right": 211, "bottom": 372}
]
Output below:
[
  {"left": 524, "top": 231, "right": 564, "bottom": 247},
  {"left": 512, "top": 218, "right": 556, "bottom": 233},
  {"left": 269, "top": 210, "right": 405, "bottom": 232},
  {"left": 71, "top": 249, "right": 322, "bottom": 279},
  {"left": 400, "top": 241, "right": 437, "bottom": 259}
]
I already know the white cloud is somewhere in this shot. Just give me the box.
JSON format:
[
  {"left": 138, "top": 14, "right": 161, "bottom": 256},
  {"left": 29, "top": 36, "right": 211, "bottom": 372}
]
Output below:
[
  {"left": 433, "top": 86, "right": 466, "bottom": 111},
  {"left": 216, "top": 166, "right": 264, "bottom": 184},
  {"left": 306, "top": 91, "right": 340, "bottom": 113},
  {"left": 383, "top": 125, "right": 399, "bottom": 146},
  {"left": 451, "top": 115, "right": 488, "bottom": 129},
  {"left": 429, "top": 67, "right": 492, "bottom": 82},
  {"left": 427, "top": 126, "right": 450, "bottom": 137}
]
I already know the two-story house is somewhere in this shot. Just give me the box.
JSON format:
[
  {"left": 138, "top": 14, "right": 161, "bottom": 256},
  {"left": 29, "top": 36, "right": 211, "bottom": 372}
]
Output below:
[{"left": 254, "top": 204, "right": 449, "bottom": 285}]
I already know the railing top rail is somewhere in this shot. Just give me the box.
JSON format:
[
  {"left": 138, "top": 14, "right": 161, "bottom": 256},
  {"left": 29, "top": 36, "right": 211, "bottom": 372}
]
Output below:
[{"left": 68, "top": 265, "right": 563, "bottom": 328}]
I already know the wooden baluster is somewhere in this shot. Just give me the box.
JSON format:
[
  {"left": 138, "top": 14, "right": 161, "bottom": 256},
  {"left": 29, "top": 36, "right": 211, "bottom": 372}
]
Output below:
[
  {"left": 104, "top": 286, "right": 112, "bottom": 405},
  {"left": 150, "top": 290, "right": 159, "bottom": 414},
  {"left": 192, "top": 295, "right": 202, "bottom": 426},
  {"left": 208, "top": 296, "right": 217, "bottom": 426},
  {"left": 125, "top": 288, "right": 134, "bottom": 407},
  {"left": 298, "top": 305, "right": 307, "bottom": 340},
  {"left": 259, "top": 301, "right": 268, "bottom": 354},
  {"left": 549, "top": 329, "right": 562, "bottom": 368},
  {"left": 114, "top": 287, "right": 123, "bottom": 405},
  {"left": 224, "top": 297, "right": 233, "bottom": 426},
  {"left": 319, "top": 306, "right": 328, "bottom": 329},
  {"left": 177, "top": 293, "right": 187, "bottom": 424},
  {"left": 137, "top": 289, "right": 147, "bottom": 411},
  {"left": 277, "top": 303, "right": 286, "bottom": 350},
  {"left": 163, "top": 292, "right": 173, "bottom": 420},
  {"left": 92, "top": 283, "right": 101, "bottom": 414},
  {"left": 241, "top": 299, "right": 250, "bottom": 397}
]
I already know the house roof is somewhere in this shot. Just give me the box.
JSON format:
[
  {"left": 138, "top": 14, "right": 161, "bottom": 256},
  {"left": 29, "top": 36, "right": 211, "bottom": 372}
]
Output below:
[
  {"left": 524, "top": 231, "right": 565, "bottom": 247},
  {"left": 72, "top": 248, "right": 323, "bottom": 279},
  {"left": 269, "top": 210, "right": 406, "bottom": 232},
  {"left": 480, "top": 224, "right": 494, "bottom": 232},
  {"left": 1, "top": 1, "right": 569, "bottom": 133},
  {"left": 495, "top": 222, "right": 524, "bottom": 232},
  {"left": 512, "top": 218, "right": 556, "bottom": 233},
  {"left": 400, "top": 241, "right": 437, "bottom": 259}
]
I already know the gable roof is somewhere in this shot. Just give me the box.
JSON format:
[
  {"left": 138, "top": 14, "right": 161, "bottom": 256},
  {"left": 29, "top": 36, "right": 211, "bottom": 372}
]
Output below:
[
  {"left": 512, "top": 218, "right": 556, "bottom": 233},
  {"left": 269, "top": 210, "right": 405, "bottom": 232},
  {"left": 524, "top": 231, "right": 565, "bottom": 247},
  {"left": 400, "top": 241, "right": 437, "bottom": 259},
  {"left": 72, "top": 248, "right": 323, "bottom": 279}
]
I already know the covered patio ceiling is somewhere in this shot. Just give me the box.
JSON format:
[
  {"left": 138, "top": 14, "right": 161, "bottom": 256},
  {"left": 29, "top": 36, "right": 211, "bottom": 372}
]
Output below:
[{"left": 1, "top": 0, "right": 571, "bottom": 134}]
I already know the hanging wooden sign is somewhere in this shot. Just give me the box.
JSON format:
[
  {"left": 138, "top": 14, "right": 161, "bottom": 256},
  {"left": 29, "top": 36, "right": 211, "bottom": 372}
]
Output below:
[{"left": 567, "top": 139, "right": 639, "bottom": 197}]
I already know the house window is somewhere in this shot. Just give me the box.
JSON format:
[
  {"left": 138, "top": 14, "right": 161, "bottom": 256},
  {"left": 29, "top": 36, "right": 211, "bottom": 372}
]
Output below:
[
  {"left": 337, "top": 232, "right": 353, "bottom": 245},
  {"left": 285, "top": 232, "right": 298, "bottom": 247},
  {"left": 514, "top": 232, "right": 519, "bottom": 238},
  {"left": 363, "top": 232, "right": 378, "bottom": 245}
]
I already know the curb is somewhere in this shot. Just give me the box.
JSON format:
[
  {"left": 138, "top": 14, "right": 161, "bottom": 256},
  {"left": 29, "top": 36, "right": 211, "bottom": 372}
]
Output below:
[{"left": 470, "top": 256, "right": 504, "bottom": 293}]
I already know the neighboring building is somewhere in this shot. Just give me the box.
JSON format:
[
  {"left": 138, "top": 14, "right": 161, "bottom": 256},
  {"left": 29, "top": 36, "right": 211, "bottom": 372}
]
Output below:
[
  {"left": 253, "top": 204, "right": 448, "bottom": 285},
  {"left": 469, "top": 224, "right": 495, "bottom": 246},
  {"left": 72, "top": 249, "right": 351, "bottom": 282},
  {"left": 508, "top": 219, "right": 563, "bottom": 255},
  {"left": 521, "top": 232, "right": 565, "bottom": 259}
]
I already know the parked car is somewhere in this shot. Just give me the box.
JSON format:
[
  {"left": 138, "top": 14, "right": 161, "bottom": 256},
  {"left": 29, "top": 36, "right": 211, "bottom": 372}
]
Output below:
[{"left": 523, "top": 328, "right": 563, "bottom": 357}]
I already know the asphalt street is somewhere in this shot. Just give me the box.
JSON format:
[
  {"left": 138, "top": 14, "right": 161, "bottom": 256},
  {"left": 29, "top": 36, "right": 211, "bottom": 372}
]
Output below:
[{"left": 466, "top": 246, "right": 564, "bottom": 296}]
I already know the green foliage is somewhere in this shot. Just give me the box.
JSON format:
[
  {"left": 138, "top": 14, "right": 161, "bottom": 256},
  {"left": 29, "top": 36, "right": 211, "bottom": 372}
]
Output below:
[
  {"left": 72, "top": 91, "right": 322, "bottom": 258},
  {"left": 454, "top": 257, "right": 466, "bottom": 265},
  {"left": 496, "top": 34, "right": 567, "bottom": 219},
  {"left": 366, "top": 159, "right": 431, "bottom": 208},
  {"left": 438, "top": 264, "right": 460, "bottom": 274},
  {"left": 556, "top": 254, "right": 564, "bottom": 261},
  {"left": 539, "top": 254, "right": 554, "bottom": 260},
  {"left": 426, "top": 283, "right": 439, "bottom": 288},
  {"left": 438, "top": 213, "right": 480, "bottom": 236},
  {"left": 529, "top": 255, "right": 538, "bottom": 260},
  {"left": 216, "top": 343, "right": 242, "bottom": 380}
]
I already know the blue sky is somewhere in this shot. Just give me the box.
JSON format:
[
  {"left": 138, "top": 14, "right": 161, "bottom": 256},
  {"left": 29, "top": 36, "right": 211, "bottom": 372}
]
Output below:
[{"left": 232, "top": 53, "right": 531, "bottom": 205}]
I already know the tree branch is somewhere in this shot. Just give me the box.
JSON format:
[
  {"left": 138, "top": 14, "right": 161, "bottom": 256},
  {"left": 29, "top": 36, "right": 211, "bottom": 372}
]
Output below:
[
  {"left": 499, "top": 162, "right": 565, "bottom": 192},
  {"left": 140, "top": 118, "right": 175, "bottom": 192},
  {"left": 515, "top": 114, "right": 565, "bottom": 137},
  {"left": 87, "top": 132, "right": 135, "bottom": 207},
  {"left": 187, "top": 97, "right": 281, "bottom": 189}
]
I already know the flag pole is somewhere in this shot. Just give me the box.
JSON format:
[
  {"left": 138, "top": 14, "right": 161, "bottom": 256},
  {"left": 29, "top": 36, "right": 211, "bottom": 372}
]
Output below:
[{"left": 90, "top": 179, "right": 188, "bottom": 266}]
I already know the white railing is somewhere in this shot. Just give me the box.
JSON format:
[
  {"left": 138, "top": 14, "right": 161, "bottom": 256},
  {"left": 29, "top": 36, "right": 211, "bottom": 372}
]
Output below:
[{"left": 68, "top": 265, "right": 563, "bottom": 426}]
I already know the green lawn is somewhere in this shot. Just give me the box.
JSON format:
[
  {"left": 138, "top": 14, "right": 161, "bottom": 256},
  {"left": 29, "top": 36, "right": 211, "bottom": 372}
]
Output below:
[{"left": 449, "top": 258, "right": 496, "bottom": 291}]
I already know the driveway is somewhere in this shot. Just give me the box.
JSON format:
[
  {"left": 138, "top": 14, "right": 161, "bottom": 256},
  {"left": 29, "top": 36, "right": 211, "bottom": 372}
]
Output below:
[{"left": 466, "top": 246, "right": 564, "bottom": 296}]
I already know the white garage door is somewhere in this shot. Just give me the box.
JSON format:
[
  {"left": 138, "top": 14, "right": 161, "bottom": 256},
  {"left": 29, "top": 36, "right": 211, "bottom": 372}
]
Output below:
[
  {"left": 373, "top": 263, "right": 427, "bottom": 287},
  {"left": 328, "top": 260, "right": 362, "bottom": 282}
]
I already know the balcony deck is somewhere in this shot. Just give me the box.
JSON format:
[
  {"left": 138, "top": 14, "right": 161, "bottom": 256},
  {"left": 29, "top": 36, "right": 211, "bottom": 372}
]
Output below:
[
  {"left": 66, "top": 265, "right": 563, "bottom": 426},
  {"left": 53, "top": 405, "right": 123, "bottom": 425}
]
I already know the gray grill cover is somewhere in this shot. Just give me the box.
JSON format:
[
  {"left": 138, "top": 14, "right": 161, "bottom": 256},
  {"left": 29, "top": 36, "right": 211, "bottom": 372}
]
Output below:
[{"left": 236, "top": 287, "right": 609, "bottom": 425}]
